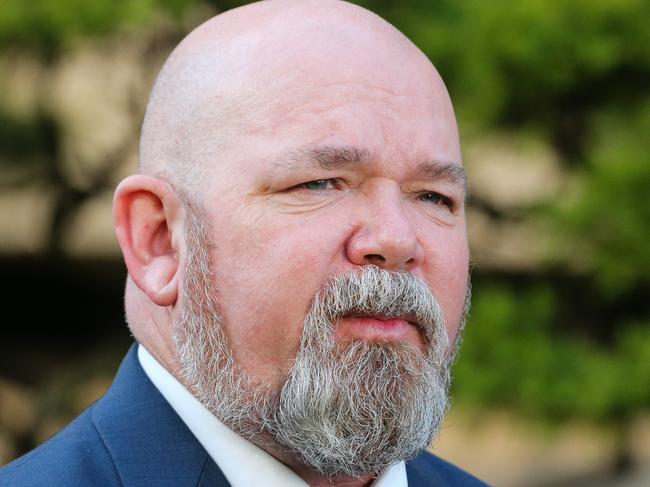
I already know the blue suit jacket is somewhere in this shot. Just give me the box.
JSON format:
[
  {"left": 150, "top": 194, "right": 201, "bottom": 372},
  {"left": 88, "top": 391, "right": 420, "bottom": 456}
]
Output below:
[{"left": 0, "top": 344, "right": 488, "bottom": 486}]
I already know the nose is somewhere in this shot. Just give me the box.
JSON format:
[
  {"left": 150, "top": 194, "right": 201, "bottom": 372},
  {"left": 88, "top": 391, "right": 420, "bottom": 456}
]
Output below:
[{"left": 346, "top": 185, "right": 424, "bottom": 272}]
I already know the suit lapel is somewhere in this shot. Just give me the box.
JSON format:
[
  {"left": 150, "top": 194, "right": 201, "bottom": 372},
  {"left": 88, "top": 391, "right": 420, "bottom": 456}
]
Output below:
[
  {"left": 406, "top": 454, "right": 447, "bottom": 487},
  {"left": 91, "top": 344, "right": 231, "bottom": 487},
  {"left": 196, "top": 458, "right": 231, "bottom": 487}
]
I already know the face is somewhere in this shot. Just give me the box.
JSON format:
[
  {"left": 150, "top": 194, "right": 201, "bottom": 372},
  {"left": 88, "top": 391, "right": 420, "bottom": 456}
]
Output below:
[
  {"left": 184, "top": 65, "right": 469, "bottom": 391},
  {"left": 168, "top": 23, "right": 470, "bottom": 475}
]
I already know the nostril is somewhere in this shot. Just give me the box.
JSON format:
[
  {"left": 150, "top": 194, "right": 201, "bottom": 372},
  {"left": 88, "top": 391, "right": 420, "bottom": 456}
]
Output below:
[{"left": 364, "top": 254, "right": 386, "bottom": 264}]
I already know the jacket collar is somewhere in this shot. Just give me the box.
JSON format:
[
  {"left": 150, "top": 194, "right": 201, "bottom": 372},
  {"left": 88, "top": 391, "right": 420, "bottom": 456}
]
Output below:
[{"left": 91, "top": 343, "right": 230, "bottom": 487}]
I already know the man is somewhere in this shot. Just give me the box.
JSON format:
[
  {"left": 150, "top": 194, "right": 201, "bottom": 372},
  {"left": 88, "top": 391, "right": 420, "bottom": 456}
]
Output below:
[{"left": 1, "top": 0, "right": 486, "bottom": 485}]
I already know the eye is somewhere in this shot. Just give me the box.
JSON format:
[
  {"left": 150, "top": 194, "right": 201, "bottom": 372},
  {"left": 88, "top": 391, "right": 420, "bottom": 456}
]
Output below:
[
  {"left": 300, "top": 178, "right": 339, "bottom": 190},
  {"left": 418, "top": 191, "right": 454, "bottom": 209}
]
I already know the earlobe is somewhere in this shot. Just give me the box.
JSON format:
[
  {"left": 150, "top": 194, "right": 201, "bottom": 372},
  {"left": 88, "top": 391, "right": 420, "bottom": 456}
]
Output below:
[{"left": 113, "top": 175, "right": 181, "bottom": 307}]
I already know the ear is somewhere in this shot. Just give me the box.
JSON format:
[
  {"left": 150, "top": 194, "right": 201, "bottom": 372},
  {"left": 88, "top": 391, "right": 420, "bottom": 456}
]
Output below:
[{"left": 113, "top": 175, "right": 183, "bottom": 307}]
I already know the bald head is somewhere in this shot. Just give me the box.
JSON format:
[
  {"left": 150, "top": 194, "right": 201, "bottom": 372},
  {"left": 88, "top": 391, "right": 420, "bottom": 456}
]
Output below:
[{"left": 139, "top": 0, "right": 456, "bottom": 197}]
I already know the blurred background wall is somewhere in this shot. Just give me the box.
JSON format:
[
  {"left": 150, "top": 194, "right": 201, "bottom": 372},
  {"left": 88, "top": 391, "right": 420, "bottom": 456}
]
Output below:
[{"left": 0, "top": 1, "right": 648, "bottom": 485}]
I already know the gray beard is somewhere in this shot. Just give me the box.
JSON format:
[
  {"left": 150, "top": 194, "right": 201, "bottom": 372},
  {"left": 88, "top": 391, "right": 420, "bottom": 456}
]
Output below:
[{"left": 172, "top": 205, "right": 462, "bottom": 478}]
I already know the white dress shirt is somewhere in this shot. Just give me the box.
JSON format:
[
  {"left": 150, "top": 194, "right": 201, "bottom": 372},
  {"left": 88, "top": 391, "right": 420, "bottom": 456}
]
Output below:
[{"left": 138, "top": 345, "right": 407, "bottom": 487}]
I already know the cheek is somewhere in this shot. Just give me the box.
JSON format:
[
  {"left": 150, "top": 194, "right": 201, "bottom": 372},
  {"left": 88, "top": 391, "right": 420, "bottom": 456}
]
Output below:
[
  {"left": 207, "top": 210, "right": 348, "bottom": 381},
  {"left": 421, "top": 229, "right": 470, "bottom": 342}
]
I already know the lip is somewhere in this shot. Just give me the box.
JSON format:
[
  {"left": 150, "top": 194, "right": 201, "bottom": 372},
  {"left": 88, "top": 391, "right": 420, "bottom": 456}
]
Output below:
[{"left": 335, "top": 314, "right": 423, "bottom": 347}]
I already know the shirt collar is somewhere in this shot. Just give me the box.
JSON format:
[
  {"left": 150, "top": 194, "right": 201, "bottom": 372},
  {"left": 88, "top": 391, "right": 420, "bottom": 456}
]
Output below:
[{"left": 138, "top": 344, "right": 407, "bottom": 487}]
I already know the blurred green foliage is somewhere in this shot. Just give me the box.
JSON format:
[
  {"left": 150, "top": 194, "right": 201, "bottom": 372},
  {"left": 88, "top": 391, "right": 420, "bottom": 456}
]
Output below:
[
  {"left": 0, "top": 0, "right": 648, "bottom": 423},
  {"left": 552, "top": 101, "right": 650, "bottom": 295},
  {"left": 0, "top": 0, "right": 194, "bottom": 58},
  {"left": 455, "top": 283, "right": 650, "bottom": 422}
]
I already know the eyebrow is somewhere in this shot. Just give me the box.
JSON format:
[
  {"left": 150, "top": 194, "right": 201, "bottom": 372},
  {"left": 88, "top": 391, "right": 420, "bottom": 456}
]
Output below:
[
  {"left": 416, "top": 160, "right": 468, "bottom": 193},
  {"left": 275, "top": 144, "right": 467, "bottom": 192},
  {"left": 276, "top": 145, "right": 371, "bottom": 170}
]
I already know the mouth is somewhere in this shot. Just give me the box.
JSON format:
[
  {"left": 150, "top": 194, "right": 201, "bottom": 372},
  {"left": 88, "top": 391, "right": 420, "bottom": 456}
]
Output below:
[{"left": 335, "top": 313, "right": 424, "bottom": 348}]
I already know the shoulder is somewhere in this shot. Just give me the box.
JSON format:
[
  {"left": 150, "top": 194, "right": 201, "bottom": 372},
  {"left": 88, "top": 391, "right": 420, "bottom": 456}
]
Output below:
[
  {"left": 0, "top": 405, "right": 120, "bottom": 487},
  {"left": 406, "top": 450, "right": 490, "bottom": 486}
]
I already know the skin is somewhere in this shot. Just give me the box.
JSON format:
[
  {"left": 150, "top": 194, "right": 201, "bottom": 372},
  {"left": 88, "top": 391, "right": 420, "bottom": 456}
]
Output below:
[{"left": 113, "top": 1, "right": 469, "bottom": 486}]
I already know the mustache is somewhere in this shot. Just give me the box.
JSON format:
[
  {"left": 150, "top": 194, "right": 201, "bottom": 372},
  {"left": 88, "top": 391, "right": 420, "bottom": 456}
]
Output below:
[{"left": 310, "top": 265, "right": 447, "bottom": 347}]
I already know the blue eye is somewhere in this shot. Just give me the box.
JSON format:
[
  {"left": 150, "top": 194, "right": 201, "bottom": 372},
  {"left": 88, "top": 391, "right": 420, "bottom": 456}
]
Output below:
[
  {"left": 419, "top": 192, "right": 454, "bottom": 209},
  {"left": 303, "top": 179, "right": 336, "bottom": 190},
  {"left": 419, "top": 192, "right": 441, "bottom": 204}
]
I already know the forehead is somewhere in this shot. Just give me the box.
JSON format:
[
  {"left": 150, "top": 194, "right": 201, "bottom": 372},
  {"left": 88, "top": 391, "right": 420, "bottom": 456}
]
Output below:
[
  {"left": 178, "top": 16, "right": 461, "bottom": 191},
  {"left": 238, "top": 78, "right": 461, "bottom": 168},
  {"left": 195, "top": 80, "right": 462, "bottom": 198}
]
